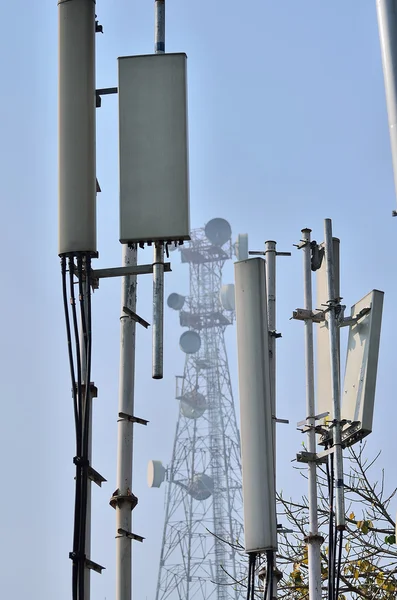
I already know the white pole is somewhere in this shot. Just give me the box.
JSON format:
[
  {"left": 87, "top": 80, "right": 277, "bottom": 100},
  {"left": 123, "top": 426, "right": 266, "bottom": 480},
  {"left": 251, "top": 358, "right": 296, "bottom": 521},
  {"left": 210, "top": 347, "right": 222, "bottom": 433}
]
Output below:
[
  {"left": 265, "top": 241, "right": 276, "bottom": 420},
  {"left": 152, "top": 0, "right": 165, "bottom": 380},
  {"left": 376, "top": 0, "right": 397, "bottom": 207},
  {"left": 264, "top": 241, "right": 278, "bottom": 600},
  {"left": 324, "top": 219, "right": 345, "bottom": 530},
  {"left": 301, "top": 229, "right": 323, "bottom": 600},
  {"left": 115, "top": 244, "right": 138, "bottom": 600}
]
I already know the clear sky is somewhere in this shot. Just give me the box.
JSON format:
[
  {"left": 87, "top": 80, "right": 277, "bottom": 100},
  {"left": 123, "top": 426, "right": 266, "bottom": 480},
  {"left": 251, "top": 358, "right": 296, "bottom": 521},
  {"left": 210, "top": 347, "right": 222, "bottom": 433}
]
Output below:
[{"left": 1, "top": 1, "right": 396, "bottom": 599}]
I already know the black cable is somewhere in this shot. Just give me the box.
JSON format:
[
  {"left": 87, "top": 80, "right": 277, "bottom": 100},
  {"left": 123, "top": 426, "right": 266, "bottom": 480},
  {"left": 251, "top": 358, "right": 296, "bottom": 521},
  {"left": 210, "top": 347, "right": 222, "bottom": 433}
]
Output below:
[
  {"left": 78, "top": 254, "right": 93, "bottom": 600},
  {"left": 326, "top": 450, "right": 335, "bottom": 600},
  {"left": 69, "top": 256, "right": 85, "bottom": 600},
  {"left": 250, "top": 552, "right": 256, "bottom": 599},
  {"left": 332, "top": 521, "right": 338, "bottom": 599},
  {"left": 61, "top": 257, "right": 79, "bottom": 600},
  {"left": 335, "top": 529, "right": 343, "bottom": 600},
  {"left": 246, "top": 554, "right": 252, "bottom": 600},
  {"left": 61, "top": 257, "right": 79, "bottom": 438},
  {"left": 267, "top": 551, "right": 274, "bottom": 600}
]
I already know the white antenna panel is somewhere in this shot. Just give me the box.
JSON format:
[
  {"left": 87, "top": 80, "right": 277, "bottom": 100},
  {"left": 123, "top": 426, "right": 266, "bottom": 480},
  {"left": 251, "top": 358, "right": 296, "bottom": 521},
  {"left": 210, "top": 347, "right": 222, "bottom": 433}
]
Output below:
[
  {"left": 316, "top": 238, "right": 340, "bottom": 420},
  {"left": 118, "top": 53, "right": 190, "bottom": 244},
  {"left": 341, "top": 290, "right": 384, "bottom": 447}
]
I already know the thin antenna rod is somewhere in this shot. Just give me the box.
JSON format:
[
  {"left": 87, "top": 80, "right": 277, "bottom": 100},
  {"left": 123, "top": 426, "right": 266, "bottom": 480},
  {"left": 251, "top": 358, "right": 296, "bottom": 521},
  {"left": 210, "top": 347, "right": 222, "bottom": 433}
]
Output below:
[
  {"left": 324, "top": 219, "right": 345, "bottom": 530},
  {"left": 152, "top": 0, "right": 166, "bottom": 379},
  {"left": 301, "top": 228, "right": 322, "bottom": 600}
]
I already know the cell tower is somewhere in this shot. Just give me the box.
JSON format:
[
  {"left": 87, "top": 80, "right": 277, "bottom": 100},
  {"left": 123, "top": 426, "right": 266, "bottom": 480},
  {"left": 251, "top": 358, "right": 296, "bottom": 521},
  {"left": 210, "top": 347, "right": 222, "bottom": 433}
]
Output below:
[{"left": 148, "top": 218, "right": 248, "bottom": 600}]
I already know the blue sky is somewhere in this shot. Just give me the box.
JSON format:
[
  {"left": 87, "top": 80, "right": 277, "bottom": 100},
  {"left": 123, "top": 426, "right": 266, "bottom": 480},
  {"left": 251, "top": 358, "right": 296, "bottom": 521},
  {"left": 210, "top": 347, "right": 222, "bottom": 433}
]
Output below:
[{"left": 1, "top": 1, "right": 396, "bottom": 598}]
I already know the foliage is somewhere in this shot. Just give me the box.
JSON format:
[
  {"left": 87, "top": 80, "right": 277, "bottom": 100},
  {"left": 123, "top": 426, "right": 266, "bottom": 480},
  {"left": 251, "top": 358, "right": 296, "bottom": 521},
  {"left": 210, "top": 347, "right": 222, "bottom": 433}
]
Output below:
[{"left": 273, "top": 444, "right": 397, "bottom": 599}]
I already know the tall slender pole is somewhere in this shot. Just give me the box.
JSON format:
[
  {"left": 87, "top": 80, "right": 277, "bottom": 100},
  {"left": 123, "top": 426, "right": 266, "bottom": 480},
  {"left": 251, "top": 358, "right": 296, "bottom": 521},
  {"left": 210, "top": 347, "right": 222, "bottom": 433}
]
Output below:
[
  {"left": 301, "top": 229, "right": 322, "bottom": 600},
  {"left": 115, "top": 244, "right": 138, "bottom": 600},
  {"left": 376, "top": 0, "right": 397, "bottom": 208},
  {"left": 265, "top": 241, "right": 276, "bottom": 420},
  {"left": 152, "top": 0, "right": 165, "bottom": 380},
  {"left": 264, "top": 241, "right": 278, "bottom": 600},
  {"left": 324, "top": 219, "right": 345, "bottom": 530}
]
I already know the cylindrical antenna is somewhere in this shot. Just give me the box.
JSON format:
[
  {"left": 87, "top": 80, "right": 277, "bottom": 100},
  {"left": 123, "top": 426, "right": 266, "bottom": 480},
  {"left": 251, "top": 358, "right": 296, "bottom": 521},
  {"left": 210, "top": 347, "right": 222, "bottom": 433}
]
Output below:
[
  {"left": 58, "top": 0, "right": 97, "bottom": 255},
  {"left": 152, "top": 0, "right": 166, "bottom": 379},
  {"left": 301, "top": 228, "right": 322, "bottom": 600},
  {"left": 324, "top": 219, "right": 345, "bottom": 530},
  {"left": 234, "top": 258, "right": 278, "bottom": 553},
  {"left": 376, "top": 0, "right": 397, "bottom": 207}
]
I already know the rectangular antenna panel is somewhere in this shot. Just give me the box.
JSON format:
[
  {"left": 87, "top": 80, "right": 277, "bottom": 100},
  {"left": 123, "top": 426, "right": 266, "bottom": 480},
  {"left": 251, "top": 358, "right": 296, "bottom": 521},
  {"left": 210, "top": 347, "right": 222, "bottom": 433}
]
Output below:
[
  {"left": 341, "top": 290, "right": 384, "bottom": 447},
  {"left": 234, "top": 258, "right": 278, "bottom": 553},
  {"left": 118, "top": 53, "right": 190, "bottom": 244},
  {"left": 316, "top": 238, "right": 340, "bottom": 420}
]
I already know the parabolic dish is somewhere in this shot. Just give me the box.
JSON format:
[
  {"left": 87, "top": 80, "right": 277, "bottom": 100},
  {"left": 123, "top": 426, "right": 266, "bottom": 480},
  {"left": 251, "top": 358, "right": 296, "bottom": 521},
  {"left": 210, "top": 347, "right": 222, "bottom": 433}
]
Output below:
[
  {"left": 220, "top": 284, "right": 235, "bottom": 311},
  {"left": 204, "top": 218, "right": 232, "bottom": 247},
  {"left": 187, "top": 473, "right": 214, "bottom": 501},
  {"left": 180, "top": 330, "right": 201, "bottom": 354},
  {"left": 167, "top": 293, "right": 185, "bottom": 311},
  {"left": 147, "top": 460, "right": 166, "bottom": 488},
  {"left": 180, "top": 391, "right": 207, "bottom": 419}
]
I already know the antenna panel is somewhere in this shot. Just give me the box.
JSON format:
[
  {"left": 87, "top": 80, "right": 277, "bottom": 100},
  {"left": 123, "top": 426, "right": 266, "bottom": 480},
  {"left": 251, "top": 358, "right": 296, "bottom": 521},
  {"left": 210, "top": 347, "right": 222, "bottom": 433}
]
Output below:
[
  {"left": 118, "top": 53, "right": 190, "bottom": 244},
  {"left": 341, "top": 290, "right": 384, "bottom": 447},
  {"left": 316, "top": 238, "right": 340, "bottom": 419}
]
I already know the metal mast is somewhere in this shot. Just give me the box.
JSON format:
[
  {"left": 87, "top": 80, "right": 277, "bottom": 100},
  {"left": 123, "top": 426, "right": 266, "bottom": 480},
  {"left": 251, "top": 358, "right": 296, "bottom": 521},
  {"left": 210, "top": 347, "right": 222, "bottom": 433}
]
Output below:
[{"left": 150, "top": 219, "right": 244, "bottom": 600}]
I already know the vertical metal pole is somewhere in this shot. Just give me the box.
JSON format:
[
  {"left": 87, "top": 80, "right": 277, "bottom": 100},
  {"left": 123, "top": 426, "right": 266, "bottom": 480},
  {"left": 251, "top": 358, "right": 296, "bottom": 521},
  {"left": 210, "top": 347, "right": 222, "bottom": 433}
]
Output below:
[
  {"left": 324, "top": 219, "right": 345, "bottom": 530},
  {"left": 116, "top": 244, "right": 138, "bottom": 600},
  {"left": 265, "top": 241, "right": 276, "bottom": 420},
  {"left": 264, "top": 241, "right": 278, "bottom": 600},
  {"left": 152, "top": 0, "right": 166, "bottom": 380},
  {"left": 301, "top": 229, "right": 322, "bottom": 600},
  {"left": 376, "top": 0, "right": 397, "bottom": 207}
]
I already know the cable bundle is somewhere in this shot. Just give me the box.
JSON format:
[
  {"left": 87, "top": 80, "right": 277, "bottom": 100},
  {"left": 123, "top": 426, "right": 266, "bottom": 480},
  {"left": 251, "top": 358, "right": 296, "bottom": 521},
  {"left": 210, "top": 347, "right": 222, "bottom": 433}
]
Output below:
[
  {"left": 246, "top": 550, "right": 275, "bottom": 600},
  {"left": 326, "top": 448, "right": 343, "bottom": 600},
  {"left": 61, "top": 254, "right": 93, "bottom": 600}
]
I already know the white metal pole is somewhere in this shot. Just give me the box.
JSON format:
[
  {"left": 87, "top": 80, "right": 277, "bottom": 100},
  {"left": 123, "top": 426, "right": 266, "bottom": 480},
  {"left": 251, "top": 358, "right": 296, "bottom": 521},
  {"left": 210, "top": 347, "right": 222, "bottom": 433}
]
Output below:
[
  {"left": 116, "top": 244, "right": 138, "bottom": 600},
  {"left": 265, "top": 241, "right": 276, "bottom": 420},
  {"left": 376, "top": 0, "right": 397, "bottom": 207},
  {"left": 324, "top": 219, "right": 345, "bottom": 530},
  {"left": 264, "top": 241, "right": 278, "bottom": 600},
  {"left": 301, "top": 228, "right": 322, "bottom": 600},
  {"left": 152, "top": 0, "right": 165, "bottom": 380}
]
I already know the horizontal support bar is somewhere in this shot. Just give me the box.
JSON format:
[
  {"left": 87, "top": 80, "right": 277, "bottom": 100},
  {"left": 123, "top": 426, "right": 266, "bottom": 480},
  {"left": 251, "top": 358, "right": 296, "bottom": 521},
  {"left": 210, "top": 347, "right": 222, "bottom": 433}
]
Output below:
[
  {"left": 91, "top": 263, "right": 171, "bottom": 279},
  {"left": 88, "top": 466, "right": 107, "bottom": 487},
  {"left": 296, "top": 451, "right": 328, "bottom": 465},
  {"left": 86, "top": 558, "right": 105, "bottom": 574},
  {"left": 117, "top": 528, "right": 145, "bottom": 543},
  {"left": 96, "top": 87, "right": 118, "bottom": 96},
  {"left": 123, "top": 306, "right": 150, "bottom": 329},
  {"left": 292, "top": 308, "right": 325, "bottom": 323},
  {"left": 118, "top": 412, "right": 149, "bottom": 426}
]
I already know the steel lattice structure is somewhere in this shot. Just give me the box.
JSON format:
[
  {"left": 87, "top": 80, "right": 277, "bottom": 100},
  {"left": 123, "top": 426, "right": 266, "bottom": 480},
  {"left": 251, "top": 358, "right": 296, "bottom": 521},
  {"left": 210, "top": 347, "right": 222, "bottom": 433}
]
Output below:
[{"left": 151, "top": 220, "right": 245, "bottom": 600}]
